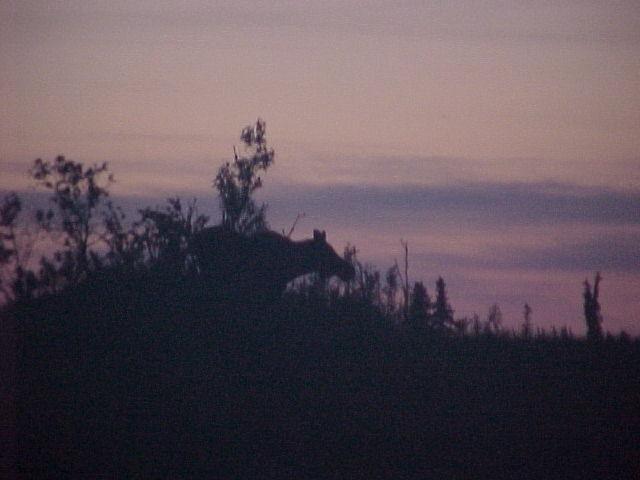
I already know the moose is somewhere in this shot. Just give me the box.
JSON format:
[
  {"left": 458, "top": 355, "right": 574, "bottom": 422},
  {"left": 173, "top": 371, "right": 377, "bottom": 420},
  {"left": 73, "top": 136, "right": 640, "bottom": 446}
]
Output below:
[{"left": 189, "top": 227, "right": 355, "bottom": 303}]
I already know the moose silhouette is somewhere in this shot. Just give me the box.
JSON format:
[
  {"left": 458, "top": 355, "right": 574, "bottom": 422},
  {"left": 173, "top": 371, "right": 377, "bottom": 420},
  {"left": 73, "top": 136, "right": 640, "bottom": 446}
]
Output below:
[{"left": 190, "top": 227, "right": 355, "bottom": 302}]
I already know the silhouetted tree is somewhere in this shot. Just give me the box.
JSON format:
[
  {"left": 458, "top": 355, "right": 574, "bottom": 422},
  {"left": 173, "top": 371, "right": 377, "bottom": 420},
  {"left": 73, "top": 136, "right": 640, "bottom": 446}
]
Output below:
[
  {"left": 353, "top": 261, "right": 381, "bottom": 306},
  {"left": 383, "top": 265, "right": 399, "bottom": 315},
  {"left": 618, "top": 330, "right": 631, "bottom": 344},
  {"left": 522, "top": 303, "right": 533, "bottom": 339},
  {"left": 559, "top": 326, "right": 573, "bottom": 341},
  {"left": 30, "top": 156, "right": 114, "bottom": 283},
  {"left": 1, "top": 192, "right": 50, "bottom": 301},
  {"left": 433, "top": 276, "right": 454, "bottom": 330},
  {"left": 408, "top": 281, "right": 431, "bottom": 326},
  {"left": 583, "top": 272, "right": 603, "bottom": 341},
  {"left": 471, "top": 313, "right": 482, "bottom": 336},
  {"left": 485, "top": 303, "right": 503, "bottom": 334},
  {"left": 214, "top": 119, "right": 275, "bottom": 234},
  {"left": 138, "top": 198, "right": 208, "bottom": 274},
  {"left": 101, "top": 203, "right": 143, "bottom": 269},
  {"left": 339, "top": 243, "right": 380, "bottom": 306},
  {"left": 400, "top": 240, "right": 409, "bottom": 321},
  {"left": 342, "top": 243, "right": 358, "bottom": 298},
  {"left": 451, "top": 316, "right": 470, "bottom": 336},
  {"left": 0, "top": 193, "right": 20, "bottom": 264}
]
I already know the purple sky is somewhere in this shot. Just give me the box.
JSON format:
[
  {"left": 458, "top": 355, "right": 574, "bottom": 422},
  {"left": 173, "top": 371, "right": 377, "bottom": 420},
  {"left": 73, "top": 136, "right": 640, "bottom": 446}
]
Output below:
[{"left": 2, "top": 1, "right": 639, "bottom": 333}]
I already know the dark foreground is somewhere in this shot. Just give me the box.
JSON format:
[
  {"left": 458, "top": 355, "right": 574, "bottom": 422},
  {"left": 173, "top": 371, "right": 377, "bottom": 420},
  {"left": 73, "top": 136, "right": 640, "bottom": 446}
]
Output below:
[{"left": 4, "top": 288, "right": 640, "bottom": 479}]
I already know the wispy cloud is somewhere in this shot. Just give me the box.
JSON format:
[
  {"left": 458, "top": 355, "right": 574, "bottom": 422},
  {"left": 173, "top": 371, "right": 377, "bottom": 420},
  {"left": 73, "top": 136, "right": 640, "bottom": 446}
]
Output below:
[
  {"left": 263, "top": 181, "right": 640, "bottom": 228},
  {"left": 410, "top": 231, "right": 640, "bottom": 274},
  {"left": 6, "top": 176, "right": 639, "bottom": 230}
]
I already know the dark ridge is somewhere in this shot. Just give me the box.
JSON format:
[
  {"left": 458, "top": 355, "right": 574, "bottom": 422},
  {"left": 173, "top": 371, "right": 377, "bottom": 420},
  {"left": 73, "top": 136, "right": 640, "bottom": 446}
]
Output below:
[{"left": 5, "top": 271, "right": 640, "bottom": 479}]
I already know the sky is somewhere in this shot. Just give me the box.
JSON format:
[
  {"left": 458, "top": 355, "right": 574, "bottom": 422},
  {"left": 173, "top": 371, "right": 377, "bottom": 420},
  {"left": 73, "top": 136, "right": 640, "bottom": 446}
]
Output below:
[{"left": 2, "top": 1, "right": 639, "bottom": 333}]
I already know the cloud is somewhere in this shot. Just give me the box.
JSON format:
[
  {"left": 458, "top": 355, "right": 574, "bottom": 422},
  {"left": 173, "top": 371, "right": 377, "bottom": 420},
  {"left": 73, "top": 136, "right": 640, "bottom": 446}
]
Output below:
[
  {"left": 262, "top": 181, "right": 640, "bottom": 228},
  {"left": 507, "top": 234, "right": 640, "bottom": 273},
  {"left": 6, "top": 179, "right": 639, "bottom": 231},
  {"left": 5, "top": 179, "right": 639, "bottom": 273},
  {"left": 410, "top": 231, "right": 640, "bottom": 274}
]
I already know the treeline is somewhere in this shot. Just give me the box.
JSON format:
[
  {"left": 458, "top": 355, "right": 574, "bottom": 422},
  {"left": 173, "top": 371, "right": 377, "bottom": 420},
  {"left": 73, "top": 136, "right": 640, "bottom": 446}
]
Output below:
[{"left": 0, "top": 121, "right": 629, "bottom": 341}]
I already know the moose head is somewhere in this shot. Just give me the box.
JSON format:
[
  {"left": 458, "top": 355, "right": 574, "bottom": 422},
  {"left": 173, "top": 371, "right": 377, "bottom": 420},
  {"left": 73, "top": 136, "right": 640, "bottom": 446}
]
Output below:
[{"left": 309, "top": 229, "right": 355, "bottom": 282}]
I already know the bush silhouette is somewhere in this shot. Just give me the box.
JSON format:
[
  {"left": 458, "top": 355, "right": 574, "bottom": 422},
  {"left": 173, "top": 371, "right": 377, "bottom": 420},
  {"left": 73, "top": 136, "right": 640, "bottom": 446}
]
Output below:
[
  {"left": 584, "top": 272, "right": 604, "bottom": 341},
  {"left": 215, "top": 119, "right": 275, "bottom": 234}
]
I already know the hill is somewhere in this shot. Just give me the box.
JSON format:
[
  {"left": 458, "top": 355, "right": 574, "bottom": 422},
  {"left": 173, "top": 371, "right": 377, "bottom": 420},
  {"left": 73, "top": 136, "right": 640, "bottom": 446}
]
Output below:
[{"left": 6, "top": 283, "right": 640, "bottom": 479}]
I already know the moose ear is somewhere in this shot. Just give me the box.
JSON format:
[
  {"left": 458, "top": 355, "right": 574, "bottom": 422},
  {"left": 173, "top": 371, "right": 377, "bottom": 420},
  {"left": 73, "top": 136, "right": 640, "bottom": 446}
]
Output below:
[
  {"left": 322, "top": 230, "right": 326, "bottom": 241},
  {"left": 313, "top": 229, "right": 321, "bottom": 241}
]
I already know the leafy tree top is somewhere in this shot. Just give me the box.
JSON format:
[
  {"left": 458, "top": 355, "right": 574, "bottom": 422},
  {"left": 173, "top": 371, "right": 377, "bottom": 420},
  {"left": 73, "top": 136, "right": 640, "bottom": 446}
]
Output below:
[{"left": 214, "top": 119, "right": 275, "bottom": 234}]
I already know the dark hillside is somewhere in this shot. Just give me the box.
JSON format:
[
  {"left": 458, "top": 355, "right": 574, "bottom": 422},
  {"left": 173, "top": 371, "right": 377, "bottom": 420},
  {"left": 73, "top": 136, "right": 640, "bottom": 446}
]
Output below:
[
  {"left": 3, "top": 139, "right": 638, "bottom": 479},
  {"left": 7, "top": 282, "right": 640, "bottom": 479}
]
